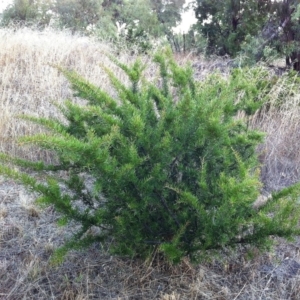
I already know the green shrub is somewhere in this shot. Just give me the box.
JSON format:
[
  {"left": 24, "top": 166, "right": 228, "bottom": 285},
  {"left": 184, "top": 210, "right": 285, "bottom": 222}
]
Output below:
[{"left": 1, "top": 49, "right": 300, "bottom": 264}]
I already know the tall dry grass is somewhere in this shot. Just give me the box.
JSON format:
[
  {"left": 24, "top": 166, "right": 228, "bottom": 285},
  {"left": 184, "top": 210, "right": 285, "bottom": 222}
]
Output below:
[
  {"left": 250, "top": 72, "right": 300, "bottom": 192},
  {"left": 0, "top": 27, "right": 143, "bottom": 162},
  {"left": 1, "top": 28, "right": 300, "bottom": 299}
]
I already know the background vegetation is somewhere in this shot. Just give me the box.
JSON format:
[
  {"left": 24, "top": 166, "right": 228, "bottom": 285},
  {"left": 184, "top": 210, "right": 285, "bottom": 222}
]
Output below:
[{"left": 2, "top": 0, "right": 300, "bottom": 68}]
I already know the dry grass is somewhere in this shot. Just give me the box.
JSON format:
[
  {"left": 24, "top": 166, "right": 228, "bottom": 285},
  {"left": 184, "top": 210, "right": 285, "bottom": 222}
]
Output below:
[
  {"left": 250, "top": 73, "right": 300, "bottom": 192},
  {"left": 0, "top": 27, "right": 144, "bottom": 162},
  {"left": 1, "top": 28, "right": 300, "bottom": 299}
]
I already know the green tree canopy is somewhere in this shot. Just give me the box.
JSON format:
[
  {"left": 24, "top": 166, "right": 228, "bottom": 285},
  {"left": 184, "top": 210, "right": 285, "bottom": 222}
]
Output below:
[
  {"left": 193, "top": 0, "right": 300, "bottom": 70},
  {"left": 194, "top": 0, "right": 273, "bottom": 56}
]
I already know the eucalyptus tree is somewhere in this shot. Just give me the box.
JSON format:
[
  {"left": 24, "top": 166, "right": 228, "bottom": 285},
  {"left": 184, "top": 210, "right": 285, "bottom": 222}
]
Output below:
[
  {"left": 193, "top": 0, "right": 300, "bottom": 70},
  {"left": 193, "top": 0, "right": 273, "bottom": 56}
]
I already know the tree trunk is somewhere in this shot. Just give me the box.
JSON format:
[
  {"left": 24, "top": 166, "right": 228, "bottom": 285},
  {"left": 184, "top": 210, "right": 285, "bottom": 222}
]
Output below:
[{"left": 290, "top": 52, "right": 300, "bottom": 71}]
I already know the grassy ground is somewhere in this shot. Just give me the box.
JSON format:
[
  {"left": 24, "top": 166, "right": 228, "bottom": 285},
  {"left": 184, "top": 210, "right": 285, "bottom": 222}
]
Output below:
[{"left": 1, "top": 28, "right": 300, "bottom": 299}]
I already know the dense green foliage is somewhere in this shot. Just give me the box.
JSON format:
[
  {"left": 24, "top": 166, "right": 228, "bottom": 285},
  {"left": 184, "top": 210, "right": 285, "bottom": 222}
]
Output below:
[
  {"left": 194, "top": 0, "right": 271, "bottom": 56},
  {"left": 193, "top": 0, "right": 300, "bottom": 69},
  {"left": 1, "top": 50, "right": 300, "bottom": 264}
]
